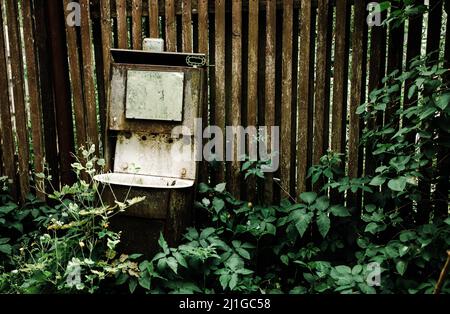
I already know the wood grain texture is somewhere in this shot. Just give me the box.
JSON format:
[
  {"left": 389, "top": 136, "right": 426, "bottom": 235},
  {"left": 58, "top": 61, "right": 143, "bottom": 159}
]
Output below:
[
  {"left": 264, "top": 0, "right": 276, "bottom": 202},
  {"left": 246, "top": 0, "right": 259, "bottom": 200},
  {"left": 214, "top": 0, "right": 226, "bottom": 183},
  {"left": 296, "top": 0, "right": 312, "bottom": 196},
  {"left": 132, "top": 0, "right": 143, "bottom": 49},
  {"left": 6, "top": 0, "right": 30, "bottom": 201},
  {"left": 116, "top": 0, "right": 127, "bottom": 48},
  {"left": 165, "top": 0, "right": 177, "bottom": 51},
  {"left": 198, "top": 0, "right": 208, "bottom": 53},
  {"left": 22, "top": 0, "right": 45, "bottom": 198},
  {"left": 64, "top": 0, "right": 87, "bottom": 149},
  {"left": 348, "top": 0, "right": 366, "bottom": 180},
  {"left": 331, "top": 0, "right": 348, "bottom": 156},
  {"left": 80, "top": 0, "right": 99, "bottom": 149},
  {"left": 182, "top": 0, "right": 192, "bottom": 52},
  {"left": 229, "top": 0, "right": 242, "bottom": 197},
  {"left": 149, "top": 0, "right": 159, "bottom": 38},
  {"left": 100, "top": 0, "right": 112, "bottom": 169},
  {"left": 313, "top": 0, "right": 331, "bottom": 166},
  {"left": 0, "top": 5, "right": 16, "bottom": 198},
  {"left": 280, "top": 0, "right": 293, "bottom": 198},
  {"left": 197, "top": 0, "right": 209, "bottom": 185},
  {"left": 35, "top": 0, "right": 60, "bottom": 190}
]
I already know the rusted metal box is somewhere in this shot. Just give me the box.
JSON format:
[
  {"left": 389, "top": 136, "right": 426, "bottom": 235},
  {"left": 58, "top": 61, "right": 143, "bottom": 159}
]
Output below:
[{"left": 95, "top": 49, "right": 207, "bottom": 257}]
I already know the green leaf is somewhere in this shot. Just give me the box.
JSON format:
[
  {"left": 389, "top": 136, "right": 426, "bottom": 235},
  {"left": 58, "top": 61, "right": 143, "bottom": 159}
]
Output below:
[
  {"left": 388, "top": 177, "right": 407, "bottom": 192},
  {"left": 158, "top": 233, "right": 170, "bottom": 255},
  {"left": 315, "top": 196, "right": 330, "bottom": 211},
  {"left": 212, "top": 197, "right": 225, "bottom": 213},
  {"left": 220, "top": 274, "right": 231, "bottom": 291},
  {"left": 200, "top": 227, "right": 216, "bottom": 240},
  {"left": 396, "top": 260, "right": 407, "bottom": 276},
  {"left": 280, "top": 255, "right": 289, "bottom": 266},
  {"left": 352, "top": 265, "right": 363, "bottom": 275},
  {"left": 300, "top": 192, "right": 317, "bottom": 204},
  {"left": 166, "top": 257, "right": 178, "bottom": 274},
  {"left": 419, "top": 106, "right": 437, "bottom": 120},
  {"left": 399, "top": 231, "right": 416, "bottom": 242},
  {"left": 369, "top": 176, "right": 386, "bottom": 186},
  {"left": 365, "top": 222, "right": 379, "bottom": 235},
  {"left": 138, "top": 275, "right": 151, "bottom": 290},
  {"left": 335, "top": 265, "right": 352, "bottom": 274},
  {"left": 173, "top": 252, "right": 188, "bottom": 268},
  {"left": 330, "top": 205, "right": 351, "bottom": 217},
  {"left": 236, "top": 268, "right": 254, "bottom": 275},
  {"left": 129, "top": 279, "right": 138, "bottom": 293},
  {"left": 236, "top": 248, "right": 251, "bottom": 260},
  {"left": 407, "top": 84, "right": 417, "bottom": 99},
  {"left": 0, "top": 244, "right": 12, "bottom": 255},
  {"left": 444, "top": 217, "right": 450, "bottom": 226},
  {"left": 214, "top": 183, "right": 227, "bottom": 193},
  {"left": 316, "top": 213, "right": 330, "bottom": 238},
  {"left": 295, "top": 213, "right": 312, "bottom": 237},
  {"left": 356, "top": 104, "right": 366, "bottom": 114},
  {"left": 229, "top": 273, "right": 238, "bottom": 290},
  {"left": 0, "top": 203, "right": 17, "bottom": 214},
  {"left": 436, "top": 93, "right": 450, "bottom": 110},
  {"left": 198, "top": 183, "right": 210, "bottom": 193}
]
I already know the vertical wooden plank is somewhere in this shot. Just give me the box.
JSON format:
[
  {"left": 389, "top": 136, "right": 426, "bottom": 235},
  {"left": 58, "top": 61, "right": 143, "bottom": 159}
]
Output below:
[
  {"left": 401, "top": 8, "right": 422, "bottom": 221},
  {"left": 165, "top": 0, "right": 177, "bottom": 52},
  {"left": 418, "top": 0, "right": 443, "bottom": 223},
  {"left": 229, "top": 0, "right": 242, "bottom": 198},
  {"left": 331, "top": 0, "right": 349, "bottom": 157},
  {"left": 92, "top": 17, "right": 106, "bottom": 153},
  {"left": 348, "top": 0, "right": 366, "bottom": 203},
  {"left": 366, "top": 12, "right": 387, "bottom": 176},
  {"left": 313, "top": 0, "right": 331, "bottom": 167},
  {"left": 296, "top": 0, "right": 313, "bottom": 196},
  {"left": 149, "top": 0, "right": 159, "bottom": 38},
  {"left": 100, "top": 0, "right": 112, "bottom": 168},
  {"left": 280, "top": 0, "right": 293, "bottom": 198},
  {"left": 198, "top": 0, "right": 208, "bottom": 53},
  {"left": 245, "top": 0, "right": 258, "bottom": 200},
  {"left": 35, "top": 0, "right": 59, "bottom": 190},
  {"left": 385, "top": 20, "right": 404, "bottom": 125},
  {"left": 197, "top": 0, "right": 209, "bottom": 185},
  {"left": 182, "top": 0, "right": 192, "bottom": 52},
  {"left": 6, "top": 0, "right": 30, "bottom": 201},
  {"left": 116, "top": 0, "right": 127, "bottom": 48},
  {"left": 46, "top": 0, "right": 76, "bottom": 187},
  {"left": 22, "top": 0, "right": 45, "bottom": 198},
  {"left": 64, "top": 0, "right": 87, "bottom": 149},
  {"left": 214, "top": 0, "right": 225, "bottom": 183},
  {"left": 80, "top": 0, "right": 99, "bottom": 150},
  {"left": 132, "top": 0, "right": 143, "bottom": 49},
  {"left": 264, "top": 0, "right": 276, "bottom": 203},
  {"left": 0, "top": 4, "right": 16, "bottom": 197}
]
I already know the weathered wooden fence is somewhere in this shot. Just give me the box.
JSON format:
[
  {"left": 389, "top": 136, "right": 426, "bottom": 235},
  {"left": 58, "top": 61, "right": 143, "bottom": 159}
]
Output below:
[{"left": 0, "top": 0, "right": 448, "bottom": 206}]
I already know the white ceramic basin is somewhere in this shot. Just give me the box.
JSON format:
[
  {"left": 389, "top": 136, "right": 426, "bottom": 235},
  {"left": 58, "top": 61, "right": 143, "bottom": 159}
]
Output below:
[{"left": 94, "top": 173, "right": 194, "bottom": 189}]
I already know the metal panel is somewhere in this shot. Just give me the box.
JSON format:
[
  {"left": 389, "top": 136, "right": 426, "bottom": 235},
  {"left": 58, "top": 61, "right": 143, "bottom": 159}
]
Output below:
[
  {"left": 126, "top": 70, "right": 185, "bottom": 121},
  {"left": 113, "top": 132, "right": 197, "bottom": 180}
]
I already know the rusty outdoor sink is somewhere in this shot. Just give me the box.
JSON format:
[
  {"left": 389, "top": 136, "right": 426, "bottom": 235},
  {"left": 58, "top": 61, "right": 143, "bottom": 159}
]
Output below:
[{"left": 94, "top": 48, "right": 207, "bottom": 258}]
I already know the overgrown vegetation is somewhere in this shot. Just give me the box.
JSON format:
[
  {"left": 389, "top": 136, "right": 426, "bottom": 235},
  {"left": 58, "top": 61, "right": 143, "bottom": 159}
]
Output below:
[
  {"left": 1, "top": 2, "right": 450, "bottom": 293},
  {"left": 0, "top": 52, "right": 448, "bottom": 294}
]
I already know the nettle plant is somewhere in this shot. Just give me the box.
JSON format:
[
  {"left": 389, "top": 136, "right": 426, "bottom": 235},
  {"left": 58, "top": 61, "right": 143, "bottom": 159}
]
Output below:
[{"left": 136, "top": 53, "right": 449, "bottom": 294}]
